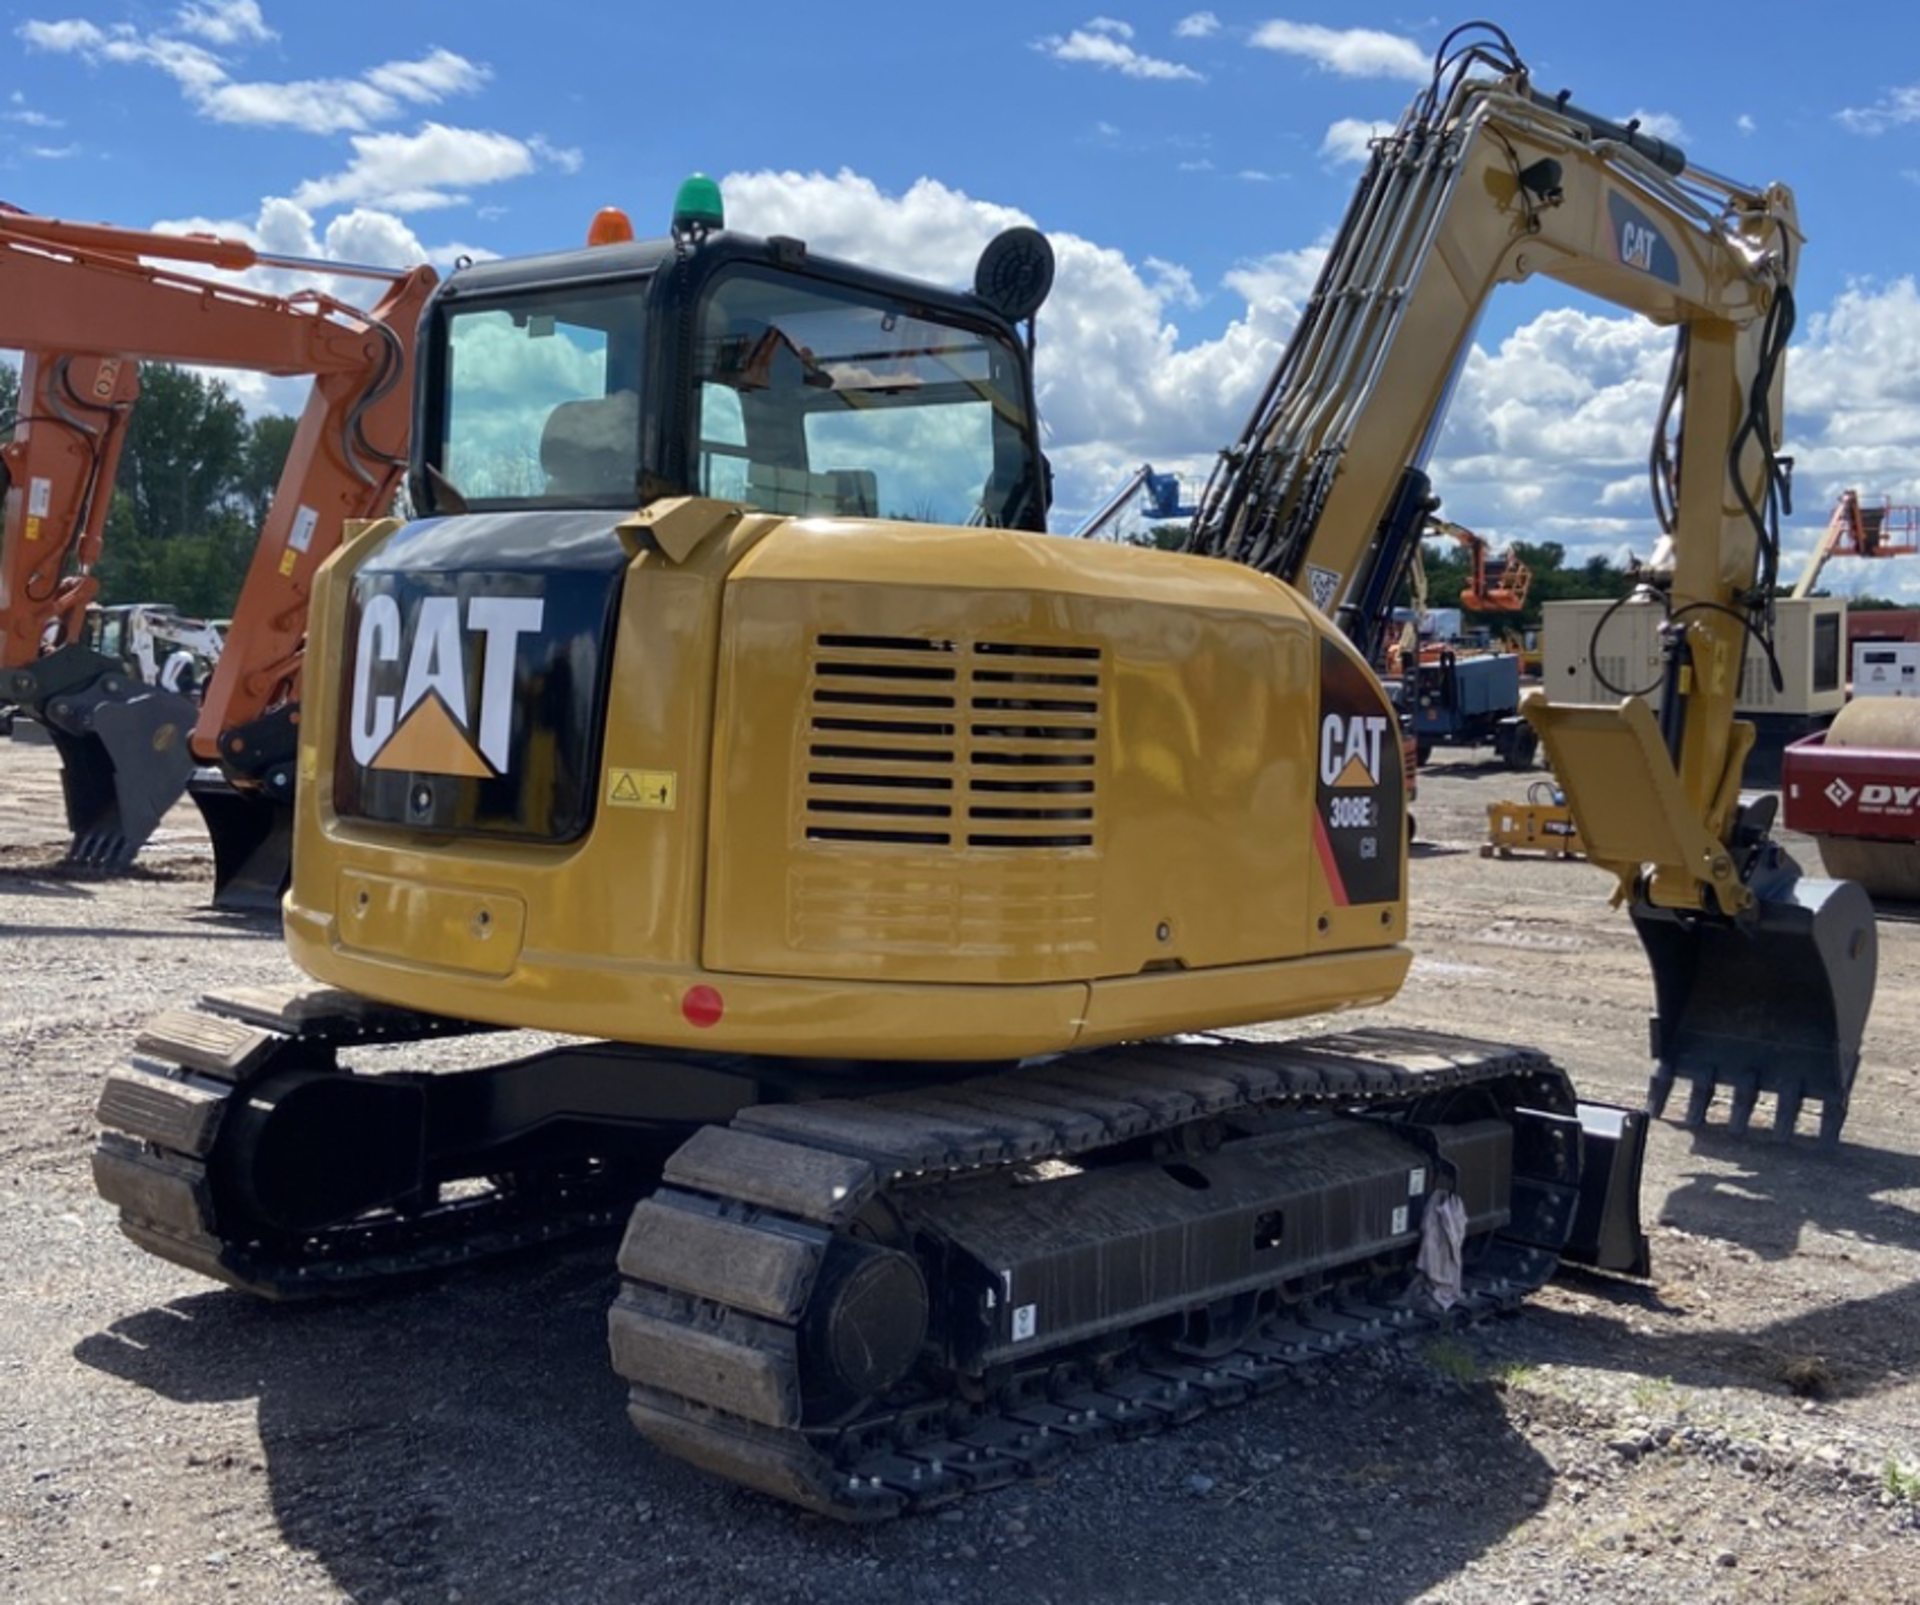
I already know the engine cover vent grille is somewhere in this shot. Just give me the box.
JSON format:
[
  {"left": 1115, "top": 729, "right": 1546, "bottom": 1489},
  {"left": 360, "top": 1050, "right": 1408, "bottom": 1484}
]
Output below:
[{"left": 805, "top": 634, "right": 1103, "bottom": 849}]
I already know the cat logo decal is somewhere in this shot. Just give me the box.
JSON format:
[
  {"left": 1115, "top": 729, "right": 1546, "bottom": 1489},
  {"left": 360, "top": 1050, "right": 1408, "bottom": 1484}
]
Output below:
[{"left": 348, "top": 595, "right": 545, "bottom": 777}]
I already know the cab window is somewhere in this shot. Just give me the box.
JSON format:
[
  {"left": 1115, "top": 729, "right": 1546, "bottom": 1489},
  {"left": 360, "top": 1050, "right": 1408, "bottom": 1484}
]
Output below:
[
  {"left": 440, "top": 283, "right": 647, "bottom": 505},
  {"left": 692, "top": 270, "right": 1035, "bottom": 527}
]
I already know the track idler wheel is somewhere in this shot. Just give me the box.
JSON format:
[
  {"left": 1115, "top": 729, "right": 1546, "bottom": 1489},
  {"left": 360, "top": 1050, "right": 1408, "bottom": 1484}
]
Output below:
[{"left": 799, "top": 1238, "right": 929, "bottom": 1421}]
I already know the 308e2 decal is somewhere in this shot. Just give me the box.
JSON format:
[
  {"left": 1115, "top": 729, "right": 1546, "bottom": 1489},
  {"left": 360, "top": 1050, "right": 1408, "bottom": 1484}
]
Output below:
[{"left": 1314, "top": 637, "right": 1403, "bottom": 906}]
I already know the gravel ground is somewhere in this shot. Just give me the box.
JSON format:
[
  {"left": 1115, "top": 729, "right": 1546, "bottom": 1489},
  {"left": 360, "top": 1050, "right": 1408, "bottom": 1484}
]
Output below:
[{"left": 3, "top": 731, "right": 1919, "bottom": 1604}]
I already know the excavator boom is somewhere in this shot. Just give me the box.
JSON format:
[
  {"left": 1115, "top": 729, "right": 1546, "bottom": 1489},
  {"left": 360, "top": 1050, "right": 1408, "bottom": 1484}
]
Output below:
[
  {"left": 1184, "top": 33, "right": 1871, "bottom": 1140},
  {"left": 0, "top": 347, "right": 198, "bottom": 864}
]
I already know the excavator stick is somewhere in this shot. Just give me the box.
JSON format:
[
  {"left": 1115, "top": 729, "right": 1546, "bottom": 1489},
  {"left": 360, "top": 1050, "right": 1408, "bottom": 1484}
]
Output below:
[
  {"left": 8, "top": 645, "right": 198, "bottom": 869},
  {"left": 1633, "top": 877, "right": 1875, "bottom": 1145}
]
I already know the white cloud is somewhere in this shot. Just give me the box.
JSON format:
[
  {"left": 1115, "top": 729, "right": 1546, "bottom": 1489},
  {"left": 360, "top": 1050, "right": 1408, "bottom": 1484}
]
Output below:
[
  {"left": 528, "top": 135, "right": 584, "bottom": 176},
  {"left": 1618, "top": 108, "right": 1687, "bottom": 147},
  {"left": 364, "top": 48, "right": 490, "bottom": 105},
  {"left": 1248, "top": 21, "right": 1430, "bottom": 83},
  {"left": 1037, "top": 23, "right": 1204, "bottom": 82},
  {"left": 1143, "top": 257, "right": 1201, "bottom": 309},
  {"left": 1787, "top": 279, "right": 1920, "bottom": 510},
  {"left": 1176, "top": 12, "right": 1220, "bottom": 39},
  {"left": 21, "top": 21, "right": 227, "bottom": 90},
  {"left": 1320, "top": 117, "right": 1393, "bottom": 164},
  {"left": 715, "top": 169, "right": 1308, "bottom": 521},
  {"left": 197, "top": 79, "right": 405, "bottom": 134},
  {"left": 173, "top": 1, "right": 273, "bottom": 46},
  {"left": 18, "top": 18, "right": 106, "bottom": 51},
  {"left": 1838, "top": 85, "right": 1920, "bottom": 136},
  {"left": 19, "top": 17, "right": 489, "bottom": 135},
  {"left": 291, "top": 124, "right": 546, "bottom": 212}
]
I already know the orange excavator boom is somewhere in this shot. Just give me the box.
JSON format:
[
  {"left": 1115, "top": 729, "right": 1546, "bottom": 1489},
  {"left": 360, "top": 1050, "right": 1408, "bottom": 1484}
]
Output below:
[{"left": 1, "top": 350, "right": 139, "bottom": 667}]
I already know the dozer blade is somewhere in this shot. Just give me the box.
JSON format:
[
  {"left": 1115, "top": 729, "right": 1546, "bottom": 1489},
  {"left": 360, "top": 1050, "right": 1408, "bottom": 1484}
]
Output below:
[
  {"left": 1635, "top": 873, "right": 1876, "bottom": 1146},
  {"left": 188, "top": 767, "right": 292, "bottom": 913},
  {"left": 42, "top": 680, "right": 199, "bottom": 870}
]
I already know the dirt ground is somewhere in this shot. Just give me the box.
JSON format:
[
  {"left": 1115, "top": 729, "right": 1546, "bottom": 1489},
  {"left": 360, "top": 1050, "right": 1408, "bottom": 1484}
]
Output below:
[{"left": 3, "top": 730, "right": 1918, "bottom": 1604}]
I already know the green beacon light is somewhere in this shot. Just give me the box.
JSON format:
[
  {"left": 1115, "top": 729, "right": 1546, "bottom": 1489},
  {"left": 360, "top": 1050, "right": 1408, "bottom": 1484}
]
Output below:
[{"left": 672, "top": 174, "right": 725, "bottom": 243}]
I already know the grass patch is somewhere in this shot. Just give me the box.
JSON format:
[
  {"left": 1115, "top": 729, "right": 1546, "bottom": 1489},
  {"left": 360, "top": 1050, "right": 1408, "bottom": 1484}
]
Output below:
[
  {"left": 1630, "top": 1375, "right": 1678, "bottom": 1413},
  {"left": 1426, "top": 1336, "right": 1483, "bottom": 1384},
  {"left": 1884, "top": 1459, "right": 1920, "bottom": 1504},
  {"left": 1488, "top": 1358, "right": 1537, "bottom": 1390}
]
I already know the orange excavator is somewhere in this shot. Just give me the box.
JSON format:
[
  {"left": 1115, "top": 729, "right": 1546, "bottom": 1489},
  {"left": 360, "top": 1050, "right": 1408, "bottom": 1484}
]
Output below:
[{"left": 0, "top": 206, "right": 436, "bottom": 897}]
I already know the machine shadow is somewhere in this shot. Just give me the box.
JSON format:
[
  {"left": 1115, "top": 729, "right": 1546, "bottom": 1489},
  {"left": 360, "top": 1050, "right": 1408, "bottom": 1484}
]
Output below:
[
  {"left": 1532, "top": 1272, "right": 1920, "bottom": 1407},
  {"left": 1653, "top": 1124, "right": 1920, "bottom": 1260},
  {"left": 75, "top": 1245, "right": 1559, "bottom": 1605}
]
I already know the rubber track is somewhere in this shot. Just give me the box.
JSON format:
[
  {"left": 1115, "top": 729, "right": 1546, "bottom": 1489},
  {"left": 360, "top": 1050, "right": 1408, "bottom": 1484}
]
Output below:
[
  {"left": 92, "top": 985, "right": 636, "bottom": 1298},
  {"left": 96, "top": 997, "right": 1583, "bottom": 1516},
  {"left": 612, "top": 1027, "right": 1580, "bottom": 1521}
]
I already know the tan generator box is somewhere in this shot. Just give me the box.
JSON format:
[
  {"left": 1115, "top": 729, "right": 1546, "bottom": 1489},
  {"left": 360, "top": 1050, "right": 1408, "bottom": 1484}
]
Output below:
[{"left": 1541, "top": 595, "right": 1845, "bottom": 718}]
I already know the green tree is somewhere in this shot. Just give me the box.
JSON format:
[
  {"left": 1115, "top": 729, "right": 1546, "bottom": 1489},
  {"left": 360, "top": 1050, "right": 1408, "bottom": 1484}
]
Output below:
[
  {"left": 114, "top": 364, "right": 248, "bottom": 543},
  {"left": 236, "top": 413, "right": 299, "bottom": 529},
  {"left": 0, "top": 359, "right": 18, "bottom": 433},
  {"left": 88, "top": 364, "right": 296, "bottom": 618}
]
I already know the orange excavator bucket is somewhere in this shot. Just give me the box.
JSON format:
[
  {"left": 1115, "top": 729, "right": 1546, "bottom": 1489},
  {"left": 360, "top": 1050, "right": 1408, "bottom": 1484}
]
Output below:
[{"left": 8, "top": 646, "right": 198, "bottom": 869}]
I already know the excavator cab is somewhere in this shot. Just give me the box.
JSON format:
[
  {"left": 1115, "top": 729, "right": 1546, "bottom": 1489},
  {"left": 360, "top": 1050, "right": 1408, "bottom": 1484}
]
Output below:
[{"left": 411, "top": 228, "right": 1049, "bottom": 536}]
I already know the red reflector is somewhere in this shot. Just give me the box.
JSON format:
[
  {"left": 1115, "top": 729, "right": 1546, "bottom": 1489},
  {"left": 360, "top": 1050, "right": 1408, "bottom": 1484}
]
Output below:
[{"left": 681, "top": 984, "right": 724, "bottom": 1029}]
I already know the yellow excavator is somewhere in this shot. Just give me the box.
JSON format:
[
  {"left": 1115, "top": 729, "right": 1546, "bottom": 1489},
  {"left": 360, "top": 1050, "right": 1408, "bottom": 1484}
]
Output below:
[{"left": 93, "top": 23, "right": 1874, "bottom": 1521}]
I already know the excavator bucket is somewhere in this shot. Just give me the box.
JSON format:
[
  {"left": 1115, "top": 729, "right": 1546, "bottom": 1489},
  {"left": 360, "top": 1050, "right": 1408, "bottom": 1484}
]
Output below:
[
  {"left": 187, "top": 769, "right": 292, "bottom": 912},
  {"left": 1529, "top": 696, "right": 1878, "bottom": 1146},
  {"left": 1634, "top": 876, "right": 1876, "bottom": 1146},
  {"left": 40, "top": 678, "right": 198, "bottom": 870}
]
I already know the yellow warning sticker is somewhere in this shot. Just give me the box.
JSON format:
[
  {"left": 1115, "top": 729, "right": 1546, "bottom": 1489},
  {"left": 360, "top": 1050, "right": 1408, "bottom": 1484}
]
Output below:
[
  {"left": 607, "top": 769, "right": 676, "bottom": 810},
  {"left": 279, "top": 549, "right": 298, "bottom": 577}
]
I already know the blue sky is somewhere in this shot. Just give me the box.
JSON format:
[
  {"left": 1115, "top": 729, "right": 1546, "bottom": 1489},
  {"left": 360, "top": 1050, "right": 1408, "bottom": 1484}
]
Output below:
[{"left": 11, "top": 2, "right": 1920, "bottom": 593}]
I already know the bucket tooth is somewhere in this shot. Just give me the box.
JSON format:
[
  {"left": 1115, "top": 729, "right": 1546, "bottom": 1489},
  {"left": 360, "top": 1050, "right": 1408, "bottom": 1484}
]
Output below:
[
  {"left": 1725, "top": 1077, "right": 1759, "bottom": 1137},
  {"left": 1682, "top": 1079, "right": 1714, "bottom": 1129},
  {"left": 1773, "top": 1085, "right": 1805, "bottom": 1139}
]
